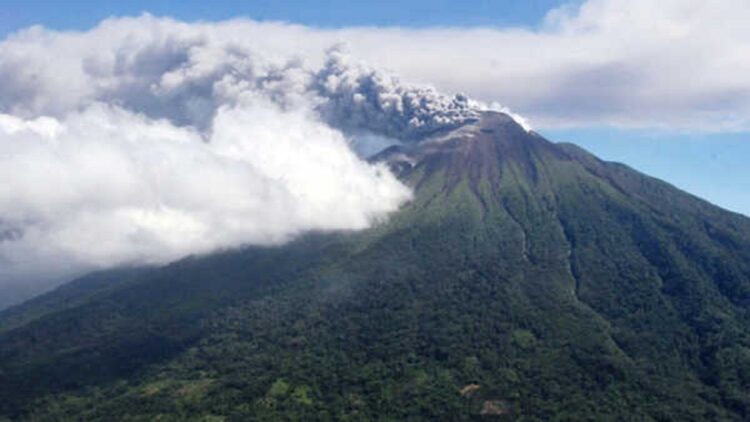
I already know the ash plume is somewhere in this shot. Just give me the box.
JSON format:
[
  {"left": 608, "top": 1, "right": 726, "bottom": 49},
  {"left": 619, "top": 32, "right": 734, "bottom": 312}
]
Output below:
[
  {"left": 314, "top": 49, "right": 482, "bottom": 141},
  {"left": 0, "top": 16, "right": 526, "bottom": 297}
]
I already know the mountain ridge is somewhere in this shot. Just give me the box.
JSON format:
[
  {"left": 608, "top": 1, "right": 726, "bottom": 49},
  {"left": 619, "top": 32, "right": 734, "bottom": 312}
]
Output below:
[{"left": 2, "top": 111, "right": 750, "bottom": 420}]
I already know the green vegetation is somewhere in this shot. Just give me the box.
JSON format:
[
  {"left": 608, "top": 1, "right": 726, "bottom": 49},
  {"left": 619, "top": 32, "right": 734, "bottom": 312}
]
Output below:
[{"left": 1, "top": 112, "right": 750, "bottom": 420}]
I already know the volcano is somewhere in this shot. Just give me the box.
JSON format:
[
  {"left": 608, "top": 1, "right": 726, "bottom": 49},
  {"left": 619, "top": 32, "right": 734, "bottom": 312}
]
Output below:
[{"left": 2, "top": 111, "right": 750, "bottom": 420}]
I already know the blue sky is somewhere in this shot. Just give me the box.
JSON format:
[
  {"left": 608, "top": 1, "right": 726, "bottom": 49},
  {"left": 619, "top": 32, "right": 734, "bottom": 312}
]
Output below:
[
  {"left": 547, "top": 128, "right": 750, "bottom": 216},
  {"left": 0, "top": 0, "right": 747, "bottom": 216},
  {"left": 0, "top": 0, "right": 570, "bottom": 34}
]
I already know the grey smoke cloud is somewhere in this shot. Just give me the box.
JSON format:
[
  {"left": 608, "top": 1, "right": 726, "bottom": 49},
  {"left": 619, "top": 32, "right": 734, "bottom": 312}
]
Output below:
[
  {"left": 0, "top": 21, "right": 500, "bottom": 141},
  {"left": 1, "top": 15, "right": 531, "bottom": 300},
  {"left": 314, "top": 49, "right": 482, "bottom": 140}
]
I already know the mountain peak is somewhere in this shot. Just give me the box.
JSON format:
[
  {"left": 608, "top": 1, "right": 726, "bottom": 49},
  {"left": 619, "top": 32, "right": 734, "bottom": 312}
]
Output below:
[
  {"left": 412, "top": 110, "right": 531, "bottom": 149},
  {"left": 374, "top": 111, "right": 561, "bottom": 196}
]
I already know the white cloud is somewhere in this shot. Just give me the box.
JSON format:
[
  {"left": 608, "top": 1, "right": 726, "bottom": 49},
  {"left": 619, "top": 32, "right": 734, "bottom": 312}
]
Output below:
[
  {"left": 0, "top": 101, "right": 410, "bottom": 286},
  {"left": 334, "top": 0, "right": 750, "bottom": 131},
  {"left": 3, "top": 0, "right": 742, "bottom": 132}
]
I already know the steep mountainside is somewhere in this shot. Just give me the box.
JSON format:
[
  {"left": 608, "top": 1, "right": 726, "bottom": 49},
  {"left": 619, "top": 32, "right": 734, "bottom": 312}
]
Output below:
[{"left": 2, "top": 112, "right": 750, "bottom": 420}]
